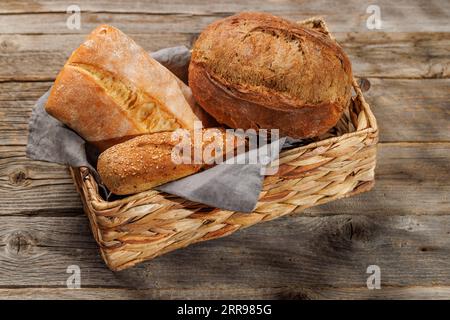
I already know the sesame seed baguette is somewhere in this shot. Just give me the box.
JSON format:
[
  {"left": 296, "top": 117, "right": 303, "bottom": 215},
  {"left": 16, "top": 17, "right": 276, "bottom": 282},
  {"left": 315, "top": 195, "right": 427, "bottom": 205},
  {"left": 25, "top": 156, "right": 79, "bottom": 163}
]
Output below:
[{"left": 97, "top": 129, "right": 244, "bottom": 195}]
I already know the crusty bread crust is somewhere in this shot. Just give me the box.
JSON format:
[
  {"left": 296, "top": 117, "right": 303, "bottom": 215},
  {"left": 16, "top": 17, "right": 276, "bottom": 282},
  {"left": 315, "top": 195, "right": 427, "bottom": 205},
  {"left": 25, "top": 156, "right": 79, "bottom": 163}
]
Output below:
[
  {"left": 189, "top": 63, "right": 343, "bottom": 138},
  {"left": 46, "top": 25, "right": 201, "bottom": 151},
  {"left": 97, "top": 129, "right": 244, "bottom": 195},
  {"left": 189, "top": 12, "right": 353, "bottom": 138}
]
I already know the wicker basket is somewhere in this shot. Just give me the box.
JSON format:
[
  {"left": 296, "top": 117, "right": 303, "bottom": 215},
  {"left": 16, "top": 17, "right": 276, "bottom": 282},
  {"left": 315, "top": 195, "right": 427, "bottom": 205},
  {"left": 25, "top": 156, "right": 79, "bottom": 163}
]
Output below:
[{"left": 69, "top": 18, "right": 378, "bottom": 271}]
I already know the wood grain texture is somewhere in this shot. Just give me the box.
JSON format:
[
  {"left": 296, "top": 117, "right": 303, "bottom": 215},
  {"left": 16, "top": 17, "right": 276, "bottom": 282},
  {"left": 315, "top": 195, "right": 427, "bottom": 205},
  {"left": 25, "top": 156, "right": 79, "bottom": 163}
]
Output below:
[
  {"left": 0, "top": 0, "right": 449, "bottom": 300},
  {"left": 1, "top": 0, "right": 449, "bottom": 32},
  {"left": 366, "top": 79, "right": 450, "bottom": 142},
  {"left": 2, "top": 286, "right": 450, "bottom": 300},
  {"left": 3, "top": 0, "right": 306, "bottom": 13},
  {"left": 1, "top": 32, "right": 449, "bottom": 81},
  {"left": 0, "top": 144, "right": 81, "bottom": 216},
  {"left": 0, "top": 34, "right": 194, "bottom": 81},
  {"left": 0, "top": 214, "right": 449, "bottom": 299}
]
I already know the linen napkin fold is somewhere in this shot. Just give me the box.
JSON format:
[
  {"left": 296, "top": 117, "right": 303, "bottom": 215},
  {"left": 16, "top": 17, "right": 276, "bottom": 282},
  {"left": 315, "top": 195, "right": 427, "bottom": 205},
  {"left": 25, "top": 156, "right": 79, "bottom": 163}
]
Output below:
[{"left": 26, "top": 46, "right": 287, "bottom": 212}]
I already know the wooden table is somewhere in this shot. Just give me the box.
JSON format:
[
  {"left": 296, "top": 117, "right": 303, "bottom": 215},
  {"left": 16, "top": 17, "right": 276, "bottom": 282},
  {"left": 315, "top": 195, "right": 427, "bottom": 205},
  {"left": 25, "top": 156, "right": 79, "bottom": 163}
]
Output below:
[{"left": 0, "top": 0, "right": 449, "bottom": 300}]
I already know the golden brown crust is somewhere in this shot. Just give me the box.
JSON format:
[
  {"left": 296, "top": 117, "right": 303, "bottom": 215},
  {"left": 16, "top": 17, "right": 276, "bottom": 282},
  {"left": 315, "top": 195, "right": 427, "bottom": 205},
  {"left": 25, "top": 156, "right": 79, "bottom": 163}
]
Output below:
[
  {"left": 97, "top": 129, "right": 244, "bottom": 195},
  {"left": 189, "top": 12, "right": 353, "bottom": 138},
  {"left": 189, "top": 64, "right": 343, "bottom": 138},
  {"left": 46, "top": 24, "right": 200, "bottom": 151}
]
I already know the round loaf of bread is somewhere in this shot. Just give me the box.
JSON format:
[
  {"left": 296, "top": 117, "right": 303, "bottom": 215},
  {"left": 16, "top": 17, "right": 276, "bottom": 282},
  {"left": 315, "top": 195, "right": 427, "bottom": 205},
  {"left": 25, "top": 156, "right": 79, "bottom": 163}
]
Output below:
[{"left": 189, "top": 12, "right": 353, "bottom": 138}]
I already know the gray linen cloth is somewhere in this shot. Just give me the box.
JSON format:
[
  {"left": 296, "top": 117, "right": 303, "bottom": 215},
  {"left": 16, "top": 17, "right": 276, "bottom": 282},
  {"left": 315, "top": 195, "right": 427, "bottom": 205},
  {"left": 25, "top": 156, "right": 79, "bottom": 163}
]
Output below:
[{"left": 26, "top": 46, "right": 287, "bottom": 212}]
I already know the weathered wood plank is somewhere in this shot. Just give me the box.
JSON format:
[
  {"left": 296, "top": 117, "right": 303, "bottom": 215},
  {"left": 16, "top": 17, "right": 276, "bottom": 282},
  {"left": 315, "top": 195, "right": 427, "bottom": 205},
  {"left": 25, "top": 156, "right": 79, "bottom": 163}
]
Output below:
[
  {"left": 0, "top": 33, "right": 195, "bottom": 81},
  {"left": 1, "top": 32, "right": 448, "bottom": 81},
  {"left": 0, "top": 81, "right": 51, "bottom": 100},
  {"left": 1, "top": 0, "right": 449, "bottom": 32},
  {"left": 366, "top": 79, "right": 450, "bottom": 142},
  {"left": 0, "top": 13, "right": 230, "bottom": 35},
  {"left": 1, "top": 286, "right": 450, "bottom": 300},
  {"left": 1, "top": 78, "right": 449, "bottom": 144},
  {"left": 0, "top": 144, "right": 449, "bottom": 216},
  {"left": 3, "top": 0, "right": 303, "bottom": 14},
  {"left": 0, "top": 214, "right": 449, "bottom": 289},
  {"left": 0, "top": 146, "right": 82, "bottom": 215},
  {"left": 339, "top": 32, "right": 450, "bottom": 79},
  {"left": 309, "top": 143, "right": 450, "bottom": 216}
]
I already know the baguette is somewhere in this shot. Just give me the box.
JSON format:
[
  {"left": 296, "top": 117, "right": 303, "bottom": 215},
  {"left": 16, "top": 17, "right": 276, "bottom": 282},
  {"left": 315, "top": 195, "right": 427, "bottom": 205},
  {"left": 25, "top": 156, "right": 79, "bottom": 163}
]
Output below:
[{"left": 97, "top": 129, "right": 244, "bottom": 195}]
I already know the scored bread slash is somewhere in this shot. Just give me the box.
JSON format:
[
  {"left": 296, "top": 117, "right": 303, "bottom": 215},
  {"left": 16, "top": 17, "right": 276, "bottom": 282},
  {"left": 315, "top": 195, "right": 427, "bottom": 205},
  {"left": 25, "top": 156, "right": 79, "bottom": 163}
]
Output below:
[{"left": 45, "top": 24, "right": 209, "bottom": 152}]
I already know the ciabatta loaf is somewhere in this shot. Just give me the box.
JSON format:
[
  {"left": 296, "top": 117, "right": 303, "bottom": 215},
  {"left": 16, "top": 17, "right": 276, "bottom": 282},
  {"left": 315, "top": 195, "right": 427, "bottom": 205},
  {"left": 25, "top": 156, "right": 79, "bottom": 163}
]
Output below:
[{"left": 46, "top": 25, "right": 203, "bottom": 151}]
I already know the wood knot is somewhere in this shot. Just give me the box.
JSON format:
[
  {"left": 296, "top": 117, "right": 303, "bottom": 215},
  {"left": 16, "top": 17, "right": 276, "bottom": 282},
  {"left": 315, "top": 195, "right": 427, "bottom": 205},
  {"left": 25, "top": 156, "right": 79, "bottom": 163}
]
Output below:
[
  {"left": 9, "top": 169, "right": 28, "bottom": 186},
  {"left": 427, "top": 63, "right": 447, "bottom": 78},
  {"left": 340, "top": 217, "right": 373, "bottom": 242},
  {"left": 5, "top": 231, "right": 36, "bottom": 255},
  {"left": 0, "top": 39, "right": 17, "bottom": 52},
  {"left": 277, "top": 288, "right": 312, "bottom": 300},
  {"left": 419, "top": 246, "right": 437, "bottom": 252},
  {"left": 357, "top": 78, "right": 371, "bottom": 92}
]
